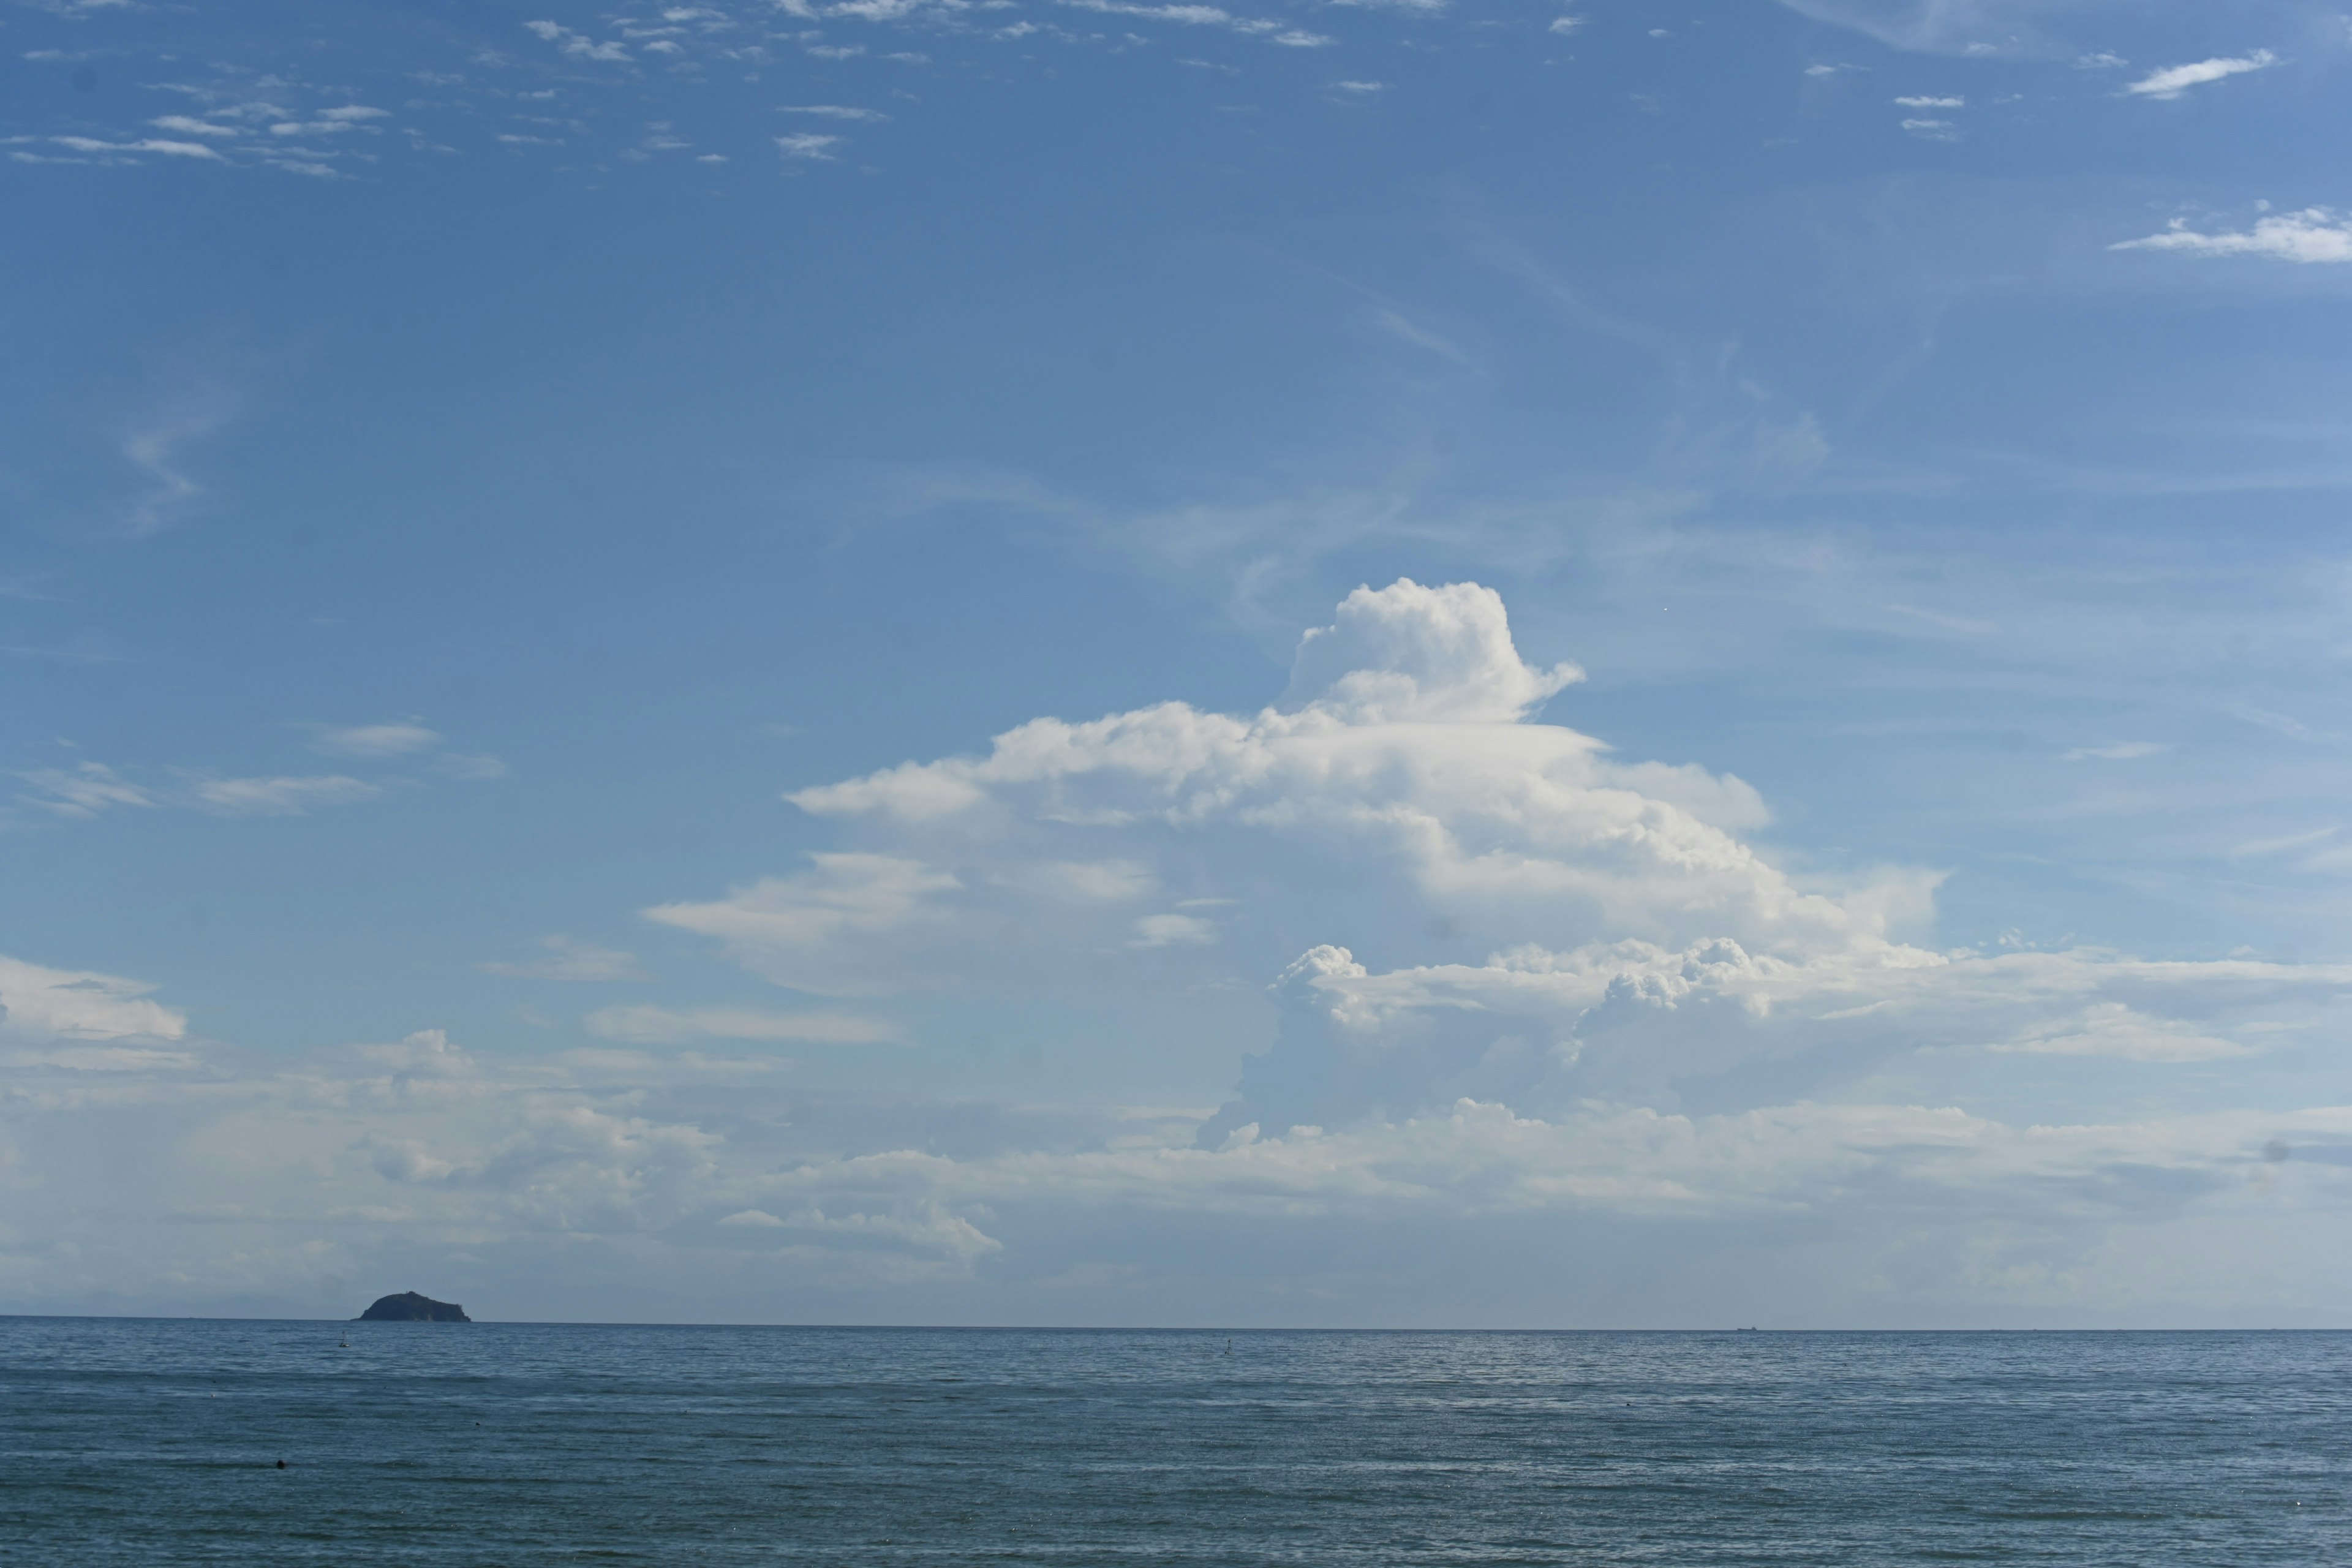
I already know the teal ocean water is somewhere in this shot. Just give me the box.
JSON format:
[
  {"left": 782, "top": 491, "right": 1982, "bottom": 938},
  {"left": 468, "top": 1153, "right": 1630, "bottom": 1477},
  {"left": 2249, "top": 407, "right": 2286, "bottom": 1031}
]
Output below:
[{"left": 4, "top": 1320, "right": 2347, "bottom": 1564}]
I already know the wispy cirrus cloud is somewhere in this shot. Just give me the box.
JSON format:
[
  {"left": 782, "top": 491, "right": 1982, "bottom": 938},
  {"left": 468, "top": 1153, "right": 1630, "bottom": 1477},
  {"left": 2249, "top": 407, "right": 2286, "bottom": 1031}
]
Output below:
[
  {"left": 10, "top": 762, "right": 156, "bottom": 818},
  {"left": 13, "top": 723, "right": 504, "bottom": 821},
  {"left": 183, "top": 774, "right": 383, "bottom": 816}
]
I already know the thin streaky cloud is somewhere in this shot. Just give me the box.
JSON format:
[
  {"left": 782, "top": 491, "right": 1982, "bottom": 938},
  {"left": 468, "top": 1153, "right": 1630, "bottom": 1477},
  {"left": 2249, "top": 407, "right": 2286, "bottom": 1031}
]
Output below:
[
  {"left": 2060, "top": 742, "right": 2166, "bottom": 761},
  {"left": 314, "top": 722, "right": 443, "bottom": 757},
  {"left": 2124, "top": 51, "right": 2276, "bottom": 100},
  {"left": 583, "top": 1003, "right": 900, "bottom": 1044},
  {"left": 12, "top": 763, "right": 156, "bottom": 818},
  {"left": 184, "top": 774, "right": 383, "bottom": 816},
  {"left": 2229, "top": 826, "right": 2337, "bottom": 860},
  {"left": 777, "top": 132, "right": 840, "bottom": 160},
  {"left": 481, "top": 936, "right": 650, "bottom": 982}
]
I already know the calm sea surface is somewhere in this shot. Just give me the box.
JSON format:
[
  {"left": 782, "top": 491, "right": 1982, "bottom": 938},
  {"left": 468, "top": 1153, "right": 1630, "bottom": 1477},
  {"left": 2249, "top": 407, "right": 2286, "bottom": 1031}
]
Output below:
[{"left": 2, "top": 1320, "right": 2347, "bottom": 1564}]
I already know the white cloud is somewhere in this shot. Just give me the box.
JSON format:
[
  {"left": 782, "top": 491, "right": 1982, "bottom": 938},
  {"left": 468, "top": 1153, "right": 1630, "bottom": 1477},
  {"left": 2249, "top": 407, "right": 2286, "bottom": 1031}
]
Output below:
[
  {"left": 781, "top": 104, "right": 887, "bottom": 120},
  {"left": 1988, "top": 1003, "right": 2253, "bottom": 1062},
  {"left": 13, "top": 762, "right": 156, "bottom": 818},
  {"left": 2061, "top": 742, "right": 2166, "bottom": 761},
  {"left": 318, "top": 105, "right": 390, "bottom": 121},
  {"left": 523, "top": 20, "right": 632, "bottom": 62},
  {"left": 149, "top": 116, "right": 237, "bottom": 138},
  {"left": 584, "top": 1005, "right": 900, "bottom": 1044},
  {"left": 1130, "top": 913, "right": 1218, "bottom": 948},
  {"left": 481, "top": 937, "right": 650, "bottom": 982},
  {"left": 186, "top": 774, "right": 383, "bottom": 816},
  {"left": 117, "top": 379, "right": 241, "bottom": 537},
  {"left": 1281, "top": 579, "right": 1583, "bottom": 723},
  {"left": 776, "top": 132, "right": 840, "bottom": 160},
  {"left": 2112, "top": 209, "right": 2352, "bottom": 265},
  {"left": 645, "top": 854, "right": 962, "bottom": 996},
  {"left": 50, "top": 136, "right": 226, "bottom": 161},
  {"left": 1054, "top": 0, "right": 1325, "bottom": 45},
  {"left": 0, "top": 954, "right": 186, "bottom": 1044},
  {"left": 1893, "top": 94, "right": 1961, "bottom": 107},
  {"left": 1900, "top": 117, "right": 1958, "bottom": 140},
  {"left": 2124, "top": 51, "right": 2276, "bottom": 100},
  {"left": 4, "top": 976, "right": 2350, "bottom": 1318},
  {"left": 1548, "top": 16, "right": 1585, "bottom": 35},
  {"left": 986, "top": 859, "right": 1159, "bottom": 902},
  {"left": 434, "top": 752, "right": 511, "bottom": 781},
  {"left": 17, "top": 585, "right": 2352, "bottom": 1320},
  {"left": 2230, "top": 827, "right": 2336, "bottom": 861},
  {"left": 314, "top": 722, "right": 443, "bottom": 757},
  {"left": 1332, "top": 81, "right": 1386, "bottom": 94}
]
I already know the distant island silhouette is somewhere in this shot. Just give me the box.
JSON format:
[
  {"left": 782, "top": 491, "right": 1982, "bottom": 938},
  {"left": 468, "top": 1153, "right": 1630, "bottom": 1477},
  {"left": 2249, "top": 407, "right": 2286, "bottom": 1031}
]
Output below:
[{"left": 356, "top": 1291, "right": 471, "bottom": 1322}]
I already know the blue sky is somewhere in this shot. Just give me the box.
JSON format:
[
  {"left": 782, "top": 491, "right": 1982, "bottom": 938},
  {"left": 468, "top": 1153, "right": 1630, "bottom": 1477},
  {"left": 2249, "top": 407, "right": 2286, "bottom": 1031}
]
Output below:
[{"left": 7, "top": 0, "right": 2352, "bottom": 1325}]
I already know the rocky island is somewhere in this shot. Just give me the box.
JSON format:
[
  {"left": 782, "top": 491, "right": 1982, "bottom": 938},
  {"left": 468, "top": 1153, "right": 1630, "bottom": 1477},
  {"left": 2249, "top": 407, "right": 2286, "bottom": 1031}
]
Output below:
[{"left": 356, "top": 1291, "right": 472, "bottom": 1322}]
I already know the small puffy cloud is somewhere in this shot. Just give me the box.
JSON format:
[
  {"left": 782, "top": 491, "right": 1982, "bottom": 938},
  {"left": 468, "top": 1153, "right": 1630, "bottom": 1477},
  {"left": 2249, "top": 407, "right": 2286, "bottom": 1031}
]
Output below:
[
  {"left": 1332, "top": 80, "right": 1385, "bottom": 94},
  {"left": 1130, "top": 913, "right": 1218, "bottom": 948},
  {"left": 584, "top": 1005, "right": 900, "bottom": 1044},
  {"left": 523, "top": 20, "right": 631, "bottom": 61},
  {"left": 1901, "top": 117, "right": 1958, "bottom": 140},
  {"left": 2124, "top": 51, "right": 2276, "bottom": 100},
  {"left": 1893, "top": 94, "right": 1961, "bottom": 107},
  {"left": 781, "top": 104, "right": 886, "bottom": 120},
  {"left": 317, "top": 105, "right": 390, "bottom": 121},
  {"left": 1282, "top": 578, "right": 1583, "bottom": 724},
  {"left": 314, "top": 722, "right": 442, "bottom": 757},
  {"left": 481, "top": 937, "right": 650, "bottom": 982},
  {"left": 1549, "top": 15, "right": 1585, "bottom": 35},
  {"left": 186, "top": 774, "right": 383, "bottom": 816},
  {"left": 2112, "top": 209, "right": 2352, "bottom": 265},
  {"left": 0, "top": 954, "right": 186, "bottom": 1042},
  {"left": 776, "top": 132, "right": 840, "bottom": 160}
]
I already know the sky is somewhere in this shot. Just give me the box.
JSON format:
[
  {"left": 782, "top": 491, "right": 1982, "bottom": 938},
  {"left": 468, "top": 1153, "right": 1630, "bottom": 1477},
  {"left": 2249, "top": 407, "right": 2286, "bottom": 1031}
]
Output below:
[{"left": 6, "top": 0, "right": 2352, "bottom": 1327}]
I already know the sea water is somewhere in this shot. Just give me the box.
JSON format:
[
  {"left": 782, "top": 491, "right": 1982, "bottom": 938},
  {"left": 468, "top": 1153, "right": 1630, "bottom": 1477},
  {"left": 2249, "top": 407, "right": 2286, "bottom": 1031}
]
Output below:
[{"left": 2, "top": 1320, "right": 2346, "bottom": 1564}]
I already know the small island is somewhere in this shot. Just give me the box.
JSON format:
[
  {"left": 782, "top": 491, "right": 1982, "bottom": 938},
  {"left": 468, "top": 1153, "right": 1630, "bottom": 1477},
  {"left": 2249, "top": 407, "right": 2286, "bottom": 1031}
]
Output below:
[{"left": 355, "top": 1291, "right": 472, "bottom": 1322}]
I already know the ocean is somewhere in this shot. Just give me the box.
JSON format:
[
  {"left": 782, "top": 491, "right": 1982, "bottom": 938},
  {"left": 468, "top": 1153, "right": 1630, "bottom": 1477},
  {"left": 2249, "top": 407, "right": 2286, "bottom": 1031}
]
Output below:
[{"left": 2, "top": 1319, "right": 2345, "bottom": 1564}]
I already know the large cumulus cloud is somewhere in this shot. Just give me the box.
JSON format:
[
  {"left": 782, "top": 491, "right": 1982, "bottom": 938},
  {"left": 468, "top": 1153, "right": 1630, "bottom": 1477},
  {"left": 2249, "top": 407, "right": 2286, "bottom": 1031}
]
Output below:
[{"left": 11, "top": 580, "right": 2352, "bottom": 1321}]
